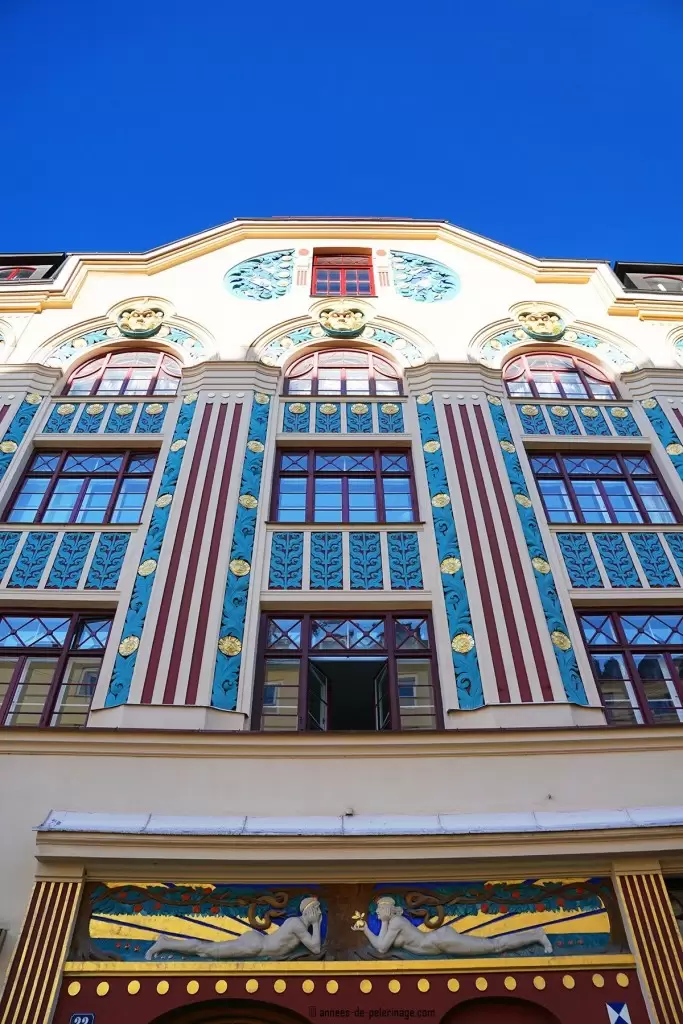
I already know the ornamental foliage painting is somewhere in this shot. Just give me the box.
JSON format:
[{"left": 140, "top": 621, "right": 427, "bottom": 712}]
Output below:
[{"left": 74, "top": 879, "right": 624, "bottom": 963}]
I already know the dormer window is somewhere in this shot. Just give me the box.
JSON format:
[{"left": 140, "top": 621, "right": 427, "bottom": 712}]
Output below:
[
  {"left": 312, "top": 253, "right": 374, "bottom": 297},
  {"left": 0, "top": 266, "right": 45, "bottom": 282}
]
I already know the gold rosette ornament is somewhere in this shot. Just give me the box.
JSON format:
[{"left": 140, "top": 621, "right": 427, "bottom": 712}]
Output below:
[
  {"left": 239, "top": 494, "right": 258, "bottom": 509},
  {"left": 115, "top": 404, "right": 134, "bottom": 416},
  {"left": 184, "top": 392, "right": 199, "bottom": 404},
  {"left": 416, "top": 394, "right": 432, "bottom": 405},
  {"left": 86, "top": 403, "right": 104, "bottom": 416},
  {"left": 487, "top": 395, "right": 502, "bottom": 406},
  {"left": 288, "top": 403, "right": 307, "bottom": 415},
  {"left": 432, "top": 493, "right": 451, "bottom": 508},
  {"left": 500, "top": 440, "right": 516, "bottom": 453},
  {"left": 145, "top": 403, "right": 164, "bottom": 415},
  {"left": 515, "top": 494, "right": 532, "bottom": 508},
  {"left": 381, "top": 403, "right": 399, "bottom": 416},
  {"left": 550, "top": 406, "right": 568, "bottom": 417},
  {"left": 521, "top": 405, "right": 539, "bottom": 417},
  {"left": 155, "top": 493, "right": 172, "bottom": 508},
  {"left": 25, "top": 393, "right": 42, "bottom": 405},
  {"left": 451, "top": 633, "right": 475, "bottom": 654},
  {"left": 137, "top": 559, "right": 157, "bottom": 577},
  {"left": 319, "top": 403, "right": 338, "bottom": 415},
  {"left": 254, "top": 392, "right": 270, "bottom": 405},
  {"left": 57, "top": 404, "right": 76, "bottom": 416},
  {"left": 229, "top": 558, "right": 251, "bottom": 577},
  {"left": 218, "top": 635, "right": 242, "bottom": 656},
  {"left": 0, "top": 441, "right": 17, "bottom": 454},
  {"left": 641, "top": 398, "right": 657, "bottom": 410},
  {"left": 666, "top": 443, "right": 683, "bottom": 456},
  {"left": 351, "top": 911, "right": 366, "bottom": 931},
  {"left": 581, "top": 407, "right": 598, "bottom": 418},
  {"left": 170, "top": 439, "right": 187, "bottom": 452},
  {"left": 440, "top": 556, "right": 461, "bottom": 574},
  {"left": 118, "top": 636, "right": 140, "bottom": 657},
  {"left": 423, "top": 440, "right": 440, "bottom": 453},
  {"left": 247, "top": 440, "right": 265, "bottom": 453},
  {"left": 551, "top": 630, "right": 572, "bottom": 651},
  {"left": 531, "top": 556, "right": 551, "bottom": 574},
  {"left": 351, "top": 403, "right": 369, "bottom": 415},
  {"left": 610, "top": 407, "right": 628, "bottom": 419}
]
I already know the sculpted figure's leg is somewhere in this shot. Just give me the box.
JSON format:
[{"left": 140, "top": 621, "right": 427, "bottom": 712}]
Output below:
[
  {"left": 145, "top": 936, "right": 213, "bottom": 960},
  {"left": 490, "top": 928, "right": 553, "bottom": 955}
]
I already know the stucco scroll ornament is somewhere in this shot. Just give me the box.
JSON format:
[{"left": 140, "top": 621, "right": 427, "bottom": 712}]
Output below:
[
  {"left": 358, "top": 896, "right": 552, "bottom": 957},
  {"left": 514, "top": 305, "right": 566, "bottom": 342},
  {"left": 117, "top": 305, "right": 165, "bottom": 339},
  {"left": 318, "top": 301, "right": 367, "bottom": 338},
  {"left": 145, "top": 896, "right": 322, "bottom": 960}
]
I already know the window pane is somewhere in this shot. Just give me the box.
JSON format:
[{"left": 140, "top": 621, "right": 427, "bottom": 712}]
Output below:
[
  {"left": 288, "top": 379, "right": 312, "bottom": 395},
  {"left": 376, "top": 379, "right": 400, "bottom": 395},
  {"left": 590, "top": 653, "right": 641, "bottom": 725},
  {"left": 51, "top": 656, "right": 101, "bottom": 727},
  {"left": 266, "top": 619, "right": 302, "bottom": 650},
  {"left": 556, "top": 372, "right": 588, "bottom": 398},
  {"left": 621, "top": 613, "right": 683, "bottom": 645},
  {"left": 507, "top": 381, "right": 533, "bottom": 396},
  {"left": 310, "top": 619, "right": 384, "bottom": 650},
  {"left": 602, "top": 480, "right": 642, "bottom": 523},
  {"left": 75, "top": 618, "right": 112, "bottom": 650},
  {"left": 42, "top": 478, "right": 84, "bottom": 522},
  {"left": 573, "top": 480, "right": 613, "bottom": 523},
  {"left": 280, "top": 453, "right": 308, "bottom": 472},
  {"left": 3, "top": 657, "right": 59, "bottom": 726},
  {"left": 395, "top": 618, "right": 430, "bottom": 649},
  {"left": 531, "top": 372, "right": 561, "bottom": 397},
  {"left": 537, "top": 480, "right": 576, "bottom": 522},
  {"left": 30, "top": 453, "right": 60, "bottom": 472},
  {"left": 633, "top": 653, "right": 683, "bottom": 724},
  {"left": 316, "top": 453, "right": 373, "bottom": 472},
  {"left": 0, "top": 615, "right": 70, "bottom": 647},
  {"left": 579, "top": 614, "right": 617, "bottom": 645},
  {"left": 314, "top": 477, "right": 342, "bottom": 522},
  {"left": 277, "top": 478, "right": 306, "bottom": 522},
  {"left": 589, "top": 381, "right": 615, "bottom": 399},
  {"left": 7, "top": 478, "right": 49, "bottom": 523},
  {"left": 397, "top": 660, "right": 436, "bottom": 730},
  {"left": 96, "top": 369, "right": 127, "bottom": 395},
  {"left": 154, "top": 375, "right": 179, "bottom": 396},
  {"left": 381, "top": 454, "right": 409, "bottom": 473},
  {"left": 349, "top": 478, "right": 377, "bottom": 522},
  {"left": 346, "top": 370, "right": 370, "bottom": 394},
  {"left": 383, "top": 478, "right": 414, "bottom": 522},
  {"left": 634, "top": 480, "right": 675, "bottom": 524},
  {"left": 564, "top": 456, "right": 619, "bottom": 476},
  {"left": 124, "top": 370, "right": 154, "bottom": 395},
  {"left": 530, "top": 456, "right": 559, "bottom": 474},
  {"left": 64, "top": 454, "right": 122, "bottom": 473},
  {"left": 75, "top": 479, "right": 116, "bottom": 523},
  {"left": 260, "top": 660, "right": 300, "bottom": 730},
  {"left": 128, "top": 455, "right": 157, "bottom": 474},
  {"left": 0, "top": 658, "right": 18, "bottom": 709},
  {"left": 110, "top": 478, "right": 148, "bottom": 524}
]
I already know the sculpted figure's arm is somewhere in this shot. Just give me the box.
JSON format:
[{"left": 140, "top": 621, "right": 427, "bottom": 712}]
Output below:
[
  {"left": 362, "top": 919, "right": 393, "bottom": 955},
  {"left": 297, "top": 902, "right": 322, "bottom": 954}
]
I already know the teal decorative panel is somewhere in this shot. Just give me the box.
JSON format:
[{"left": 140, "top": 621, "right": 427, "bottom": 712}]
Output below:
[
  {"left": 608, "top": 406, "right": 640, "bottom": 436},
  {"left": 557, "top": 533, "right": 602, "bottom": 588},
  {"left": 486, "top": 396, "right": 587, "bottom": 704},
  {"left": 349, "top": 533, "right": 383, "bottom": 589},
  {"left": 577, "top": 406, "right": 611, "bottom": 436},
  {"left": 46, "top": 532, "right": 93, "bottom": 588},
  {"left": 417, "top": 394, "right": 483, "bottom": 709},
  {"left": 268, "top": 532, "right": 303, "bottom": 590},
  {"left": 224, "top": 250, "right": 294, "bottom": 300},
  {"left": 74, "top": 403, "right": 106, "bottom": 433},
  {"left": 8, "top": 532, "right": 57, "bottom": 588},
  {"left": 346, "top": 402, "right": 373, "bottom": 433},
  {"left": 0, "top": 532, "right": 20, "bottom": 579},
  {"left": 480, "top": 328, "right": 636, "bottom": 374},
  {"left": 105, "top": 394, "right": 199, "bottom": 706},
  {"left": 641, "top": 398, "right": 683, "bottom": 483},
  {"left": 547, "top": 405, "right": 581, "bottom": 436},
  {"left": 49, "top": 324, "right": 206, "bottom": 366},
  {"left": 44, "top": 402, "right": 78, "bottom": 433},
  {"left": 315, "top": 402, "right": 341, "bottom": 432},
  {"left": 86, "top": 532, "right": 130, "bottom": 589},
  {"left": 664, "top": 534, "right": 683, "bottom": 579},
  {"left": 593, "top": 533, "right": 641, "bottom": 587},
  {"left": 517, "top": 404, "right": 549, "bottom": 435},
  {"left": 310, "top": 532, "right": 343, "bottom": 590},
  {"left": 261, "top": 323, "right": 423, "bottom": 369},
  {"left": 378, "top": 402, "right": 405, "bottom": 433},
  {"left": 390, "top": 251, "right": 460, "bottom": 302},
  {"left": 136, "top": 402, "right": 168, "bottom": 433},
  {"left": 629, "top": 533, "right": 677, "bottom": 587},
  {"left": 212, "top": 393, "right": 271, "bottom": 711},
  {"left": 0, "top": 394, "right": 43, "bottom": 481},
  {"left": 105, "top": 403, "right": 136, "bottom": 434},
  {"left": 282, "top": 402, "right": 311, "bottom": 433},
  {"left": 387, "top": 532, "right": 423, "bottom": 589}
]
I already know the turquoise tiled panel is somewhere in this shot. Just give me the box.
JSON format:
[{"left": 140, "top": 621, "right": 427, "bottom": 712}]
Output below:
[
  {"left": 629, "top": 533, "right": 677, "bottom": 587},
  {"left": 377, "top": 403, "right": 405, "bottom": 433},
  {"left": 105, "top": 404, "right": 136, "bottom": 433},
  {"left": 593, "top": 533, "right": 641, "bottom": 587},
  {"left": 43, "top": 403, "right": 78, "bottom": 433},
  {"left": 664, "top": 534, "right": 683, "bottom": 579},
  {"left": 577, "top": 406, "right": 611, "bottom": 436},
  {"left": 0, "top": 395, "right": 43, "bottom": 481},
  {"left": 268, "top": 532, "right": 304, "bottom": 590},
  {"left": 0, "top": 533, "right": 21, "bottom": 578},
  {"left": 86, "top": 533, "right": 130, "bottom": 589},
  {"left": 8, "top": 532, "right": 57, "bottom": 588},
  {"left": 547, "top": 406, "right": 581, "bottom": 435},
  {"left": 282, "top": 403, "right": 311, "bottom": 433},
  {"left": 608, "top": 407, "right": 641, "bottom": 436},
  {"left": 136, "top": 403, "right": 168, "bottom": 433},
  {"left": 517, "top": 405, "right": 549, "bottom": 435},
  {"left": 387, "top": 532, "right": 423, "bottom": 589},
  {"left": 315, "top": 403, "right": 341, "bottom": 432},
  {"left": 310, "top": 532, "right": 343, "bottom": 590},
  {"left": 46, "top": 532, "right": 93, "bottom": 588},
  {"left": 641, "top": 399, "right": 683, "bottom": 483},
  {"left": 74, "top": 404, "right": 106, "bottom": 433},
  {"left": 349, "top": 533, "right": 383, "bottom": 589},
  {"left": 556, "top": 533, "right": 602, "bottom": 588},
  {"left": 346, "top": 403, "right": 373, "bottom": 433}
]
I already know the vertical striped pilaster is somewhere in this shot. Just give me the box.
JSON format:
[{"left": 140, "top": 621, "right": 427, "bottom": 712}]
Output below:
[
  {"left": 616, "top": 872, "right": 683, "bottom": 1024},
  {"left": 0, "top": 880, "right": 81, "bottom": 1024}
]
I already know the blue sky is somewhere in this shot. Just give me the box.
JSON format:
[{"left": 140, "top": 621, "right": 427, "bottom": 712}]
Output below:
[{"left": 3, "top": 0, "right": 682, "bottom": 261}]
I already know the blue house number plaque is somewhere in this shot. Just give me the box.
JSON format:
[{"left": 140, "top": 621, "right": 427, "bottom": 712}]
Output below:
[{"left": 70, "top": 1015, "right": 95, "bottom": 1024}]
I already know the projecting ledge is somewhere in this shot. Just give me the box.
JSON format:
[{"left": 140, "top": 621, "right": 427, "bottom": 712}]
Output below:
[
  {"left": 88, "top": 704, "right": 247, "bottom": 731},
  {"left": 446, "top": 703, "right": 605, "bottom": 729}
]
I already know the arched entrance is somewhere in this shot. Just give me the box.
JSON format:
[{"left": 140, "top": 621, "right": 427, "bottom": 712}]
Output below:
[
  {"left": 148, "top": 997, "right": 311, "bottom": 1024},
  {"left": 442, "top": 997, "right": 561, "bottom": 1024}
]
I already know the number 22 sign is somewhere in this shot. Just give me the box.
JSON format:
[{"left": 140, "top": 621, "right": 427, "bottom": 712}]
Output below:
[{"left": 70, "top": 1014, "right": 95, "bottom": 1024}]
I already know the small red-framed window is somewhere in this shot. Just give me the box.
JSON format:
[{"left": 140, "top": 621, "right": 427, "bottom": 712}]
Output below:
[
  {"left": 311, "top": 254, "right": 375, "bottom": 297},
  {"left": 504, "top": 352, "right": 617, "bottom": 401},
  {"left": 65, "top": 350, "right": 182, "bottom": 398}
]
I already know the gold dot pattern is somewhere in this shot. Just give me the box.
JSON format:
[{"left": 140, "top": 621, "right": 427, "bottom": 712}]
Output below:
[
  {"left": 592, "top": 974, "right": 604, "bottom": 988},
  {"left": 274, "top": 979, "right": 287, "bottom": 993},
  {"left": 504, "top": 977, "right": 517, "bottom": 991},
  {"left": 67, "top": 982, "right": 81, "bottom": 996},
  {"left": 616, "top": 973, "right": 629, "bottom": 988},
  {"left": 562, "top": 975, "right": 575, "bottom": 989},
  {"left": 533, "top": 976, "right": 546, "bottom": 990},
  {"left": 388, "top": 979, "right": 401, "bottom": 994},
  {"left": 215, "top": 980, "right": 228, "bottom": 994},
  {"left": 157, "top": 981, "right": 169, "bottom": 995},
  {"left": 187, "top": 980, "right": 199, "bottom": 994},
  {"left": 327, "top": 980, "right": 339, "bottom": 994},
  {"left": 302, "top": 979, "right": 315, "bottom": 994},
  {"left": 447, "top": 978, "right": 460, "bottom": 992},
  {"left": 360, "top": 980, "right": 372, "bottom": 994},
  {"left": 127, "top": 980, "right": 140, "bottom": 995},
  {"left": 417, "top": 978, "right": 430, "bottom": 992},
  {"left": 96, "top": 982, "right": 109, "bottom": 996},
  {"left": 246, "top": 979, "right": 259, "bottom": 993},
  {"left": 475, "top": 977, "right": 488, "bottom": 992}
]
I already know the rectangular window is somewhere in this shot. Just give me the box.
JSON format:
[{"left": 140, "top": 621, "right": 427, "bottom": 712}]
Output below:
[
  {"left": 255, "top": 614, "right": 440, "bottom": 732},
  {"left": 530, "top": 453, "right": 677, "bottom": 525},
  {"left": 274, "top": 450, "right": 417, "bottom": 524},
  {"left": 312, "top": 254, "right": 375, "bottom": 297},
  {"left": 579, "top": 611, "right": 683, "bottom": 726},
  {"left": 5, "top": 451, "right": 157, "bottom": 525},
  {"left": 0, "top": 613, "right": 112, "bottom": 727}
]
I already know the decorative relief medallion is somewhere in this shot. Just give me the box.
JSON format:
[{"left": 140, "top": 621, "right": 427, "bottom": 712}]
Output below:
[
  {"left": 25, "top": 393, "right": 42, "bottom": 405},
  {"left": 288, "top": 403, "right": 307, "bottom": 415},
  {"left": 390, "top": 251, "right": 460, "bottom": 302},
  {"left": 451, "top": 632, "right": 475, "bottom": 654},
  {"left": 138, "top": 559, "right": 157, "bottom": 577},
  {"left": 145, "top": 403, "right": 164, "bottom": 415},
  {"left": 610, "top": 407, "right": 628, "bottom": 419},
  {"left": 247, "top": 440, "right": 265, "bottom": 453},
  {"left": 423, "top": 440, "right": 441, "bottom": 453},
  {"left": 351, "top": 403, "right": 369, "bottom": 415},
  {"left": 431, "top": 493, "right": 451, "bottom": 507},
  {"left": 550, "top": 406, "right": 568, "bottom": 417},
  {"left": 581, "top": 407, "right": 599, "bottom": 418},
  {"left": 86, "top": 403, "right": 105, "bottom": 416},
  {"left": 500, "top": 440, "right": 516, "bottom": 453},
  {"left": 521, "top": 405, "right": 539, "bottom": 416},
  {"left": 225, "top": 250, "right": 294, "bottom": 301},
  {"left": 118, "top": 635, "right": 140, "bottom": 657},
  {"left": 550, "top": 630, "right": 572, "bottom": 651},
  {"left": 118, "top": 305, "right": 165, "bottom": 338},
  {"left": 229, "top": 558, "right": 251, "bottom": 577},
  {"left": 239, "top": 494, "right": 258, "bottom": 509},
  {"left": 440, "top": 556, "right": 462, "bottom": 574},
  {"left": 184, "top": 392, "right": 199, "bottom": 404},
  {"left": 218, "top": 635, "right": 242, "bottom": 656},
  {"left": 57, "top": 403, "right": 76, "bottom": 416},
  {"left": 155, "top": 494, "right": 172, "bottom": 508},
  {"left": 170, "top": 439, "right": 187, "bottom": 451},
  {"left": 666, "top": 443, "right": 683, "bottom": 456},
  {"left": 642, "top": 398, "right": 657, "bottom": 409},
  {"left": 381, "top": 403, "right": 400, "bottom": 416},
  {"left": 516, "top": 305, "right": 565, "bottom": 340},
  {"left": 487, "top": 395, "right": 502, "bottom": 405},
  {"left": 319, "top": 403, "right": 338, "bottom": 415},
  {"left": 318, "top": 302, "right": 367, "bottom": 338},
  {"left": 0, "top": 441, "right": 17, "bottom": 454},
  {"left": 115, "top": 403, "right": 134, "bottom": 415},
  {"left": 254, "top": 393, "right": 270, "bottom": 405},
  {"left": 515, "top": 494, "right": 532, "bottom": 508},
  {"left": 532, "top": 557, "right": 551, "bottom": 574},
  {"left": 416, "top": 394, "right": 432, "bottom": 405}
]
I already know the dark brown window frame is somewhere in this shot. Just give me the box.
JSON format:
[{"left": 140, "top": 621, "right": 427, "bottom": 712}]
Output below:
[
  {"left": 504, "top": 352, "right": 617, "bottom": 401},
  {"left": 64, "top": 349, "right": 182, "bottom": 398}
]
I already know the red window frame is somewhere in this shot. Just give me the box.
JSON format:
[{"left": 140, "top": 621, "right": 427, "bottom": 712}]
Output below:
[
  {"left": 0, "top": 266, "right": 37, "bottom": 282},
  {"left": 253, "top": 612, "right": 442, "bottom": 732},
  {"left": 4, "top": 450, "right": 157, "bottom": 525},
  {"left": 579, "top": 610, "right": 683, "bottom": 726},
  {"left": 530, "top": 451, "right": 679, "bottom": 526},
  {"left": 0, "top": 612, "right": 112, "bottom": 728},
  {"left": 271, "top": 449, "right": 418, "bottom": 524},
  {"left": 64, "top": 350, "right": 182, "bottom": 398},
  {"left": 311, "top": 254, "right": 375, "bottom": 297},
  {"left": 285, "top": 349, "right": 402, "bottom": 396},
  {"left": 503, "top": 352, "right": 617, "bottom": 400}
]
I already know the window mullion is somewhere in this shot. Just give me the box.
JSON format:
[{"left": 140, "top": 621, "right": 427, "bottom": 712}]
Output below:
[
  {"left": 386, "top": 615, "right": 401, "bottom": 731},
  {"left": 307, "top": 450, "right": 315, "bottom": 523},
  {"left": 623, "top": 647, "right": 654, "bottom": 725},
  {"left": 375, "top": 450, "right": 385, "bottom": 522},
  {"left": 299, "top": 614, "right": 310, "bottom": 731},
  {"left": 560, "top": 459, "right": 583, "bottom": 523},
  {"left": 35, "top": 450, "right": 69, "bottom": 523},
  {"left": 618, "top": 454, "right": 649, "bottom": 523},
  {"left": 105, "top": 452, "right": 129, "bottom": 524},
  {"left": 39, "top": 614, "right": 81, "bottom": 728}
]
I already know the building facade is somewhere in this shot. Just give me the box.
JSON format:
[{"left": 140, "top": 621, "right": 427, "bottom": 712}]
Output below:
[{"left": 0, "top": 220, "right": 682, "bottom": 1024}]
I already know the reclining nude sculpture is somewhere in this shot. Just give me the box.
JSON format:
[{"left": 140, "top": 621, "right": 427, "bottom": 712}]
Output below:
[
  {"left": 359, "top": 897, "right": 553, "bottom": 956},
  {"left": 145, "top": 897, "right": 321, "bottom": 960}
]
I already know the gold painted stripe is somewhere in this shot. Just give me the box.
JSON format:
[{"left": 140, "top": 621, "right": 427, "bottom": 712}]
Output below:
[
  {"left": 14, "top": 881, "right": 64, "bottom": 1024},
  {"left": 0, "top": 883, "right": 44, "bottom": 1024},
  {"left": 33, "top": 882, "right": 80, "bottom": 1024},
  {"left": 618, "top": 876, "right": 666, "bottom": 1024},
  {"left": 643, "top": 875, "right": 683, "bottom": 1017},
  {"left": 650, "top": 873, "right": 683, "bottom": 957},
  {"left": 631, "top": 874, "right": 677, "bottom": 1024},
  {"left": 624, "top": 875, "right": 671, "bottom": 1024},
  {"left": 635, "top": 874, "right": 682, "bottom": 1024},
  {"left": 0, "top": 883, "right": 52, "bottom": 1024},
  {"left": 38, "top": 883, "right": 82, "bottom": 1024}
]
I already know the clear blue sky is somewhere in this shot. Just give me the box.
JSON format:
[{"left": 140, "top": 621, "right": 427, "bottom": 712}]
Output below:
[{"left": 3, "top": 0, "right": 682, "bottom": 262}]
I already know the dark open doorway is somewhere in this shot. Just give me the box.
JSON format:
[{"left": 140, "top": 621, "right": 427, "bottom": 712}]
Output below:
[{"left": 308, "top": 657, "right": 388, "bottom": 730}]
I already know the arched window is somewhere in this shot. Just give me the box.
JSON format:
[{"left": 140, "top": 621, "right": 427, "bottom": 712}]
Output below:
[
  {"left": 0, "top": 266, "right": 37, "bottom": 282},
  {"left": 65, "top": 350, "right": 182, "bottom": 398},
  {"left": 285, "top": 349, "right": 402, "bottom": 397},
  {"left": 503, "top": 352, "right": 616, "bottom": 400}
]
